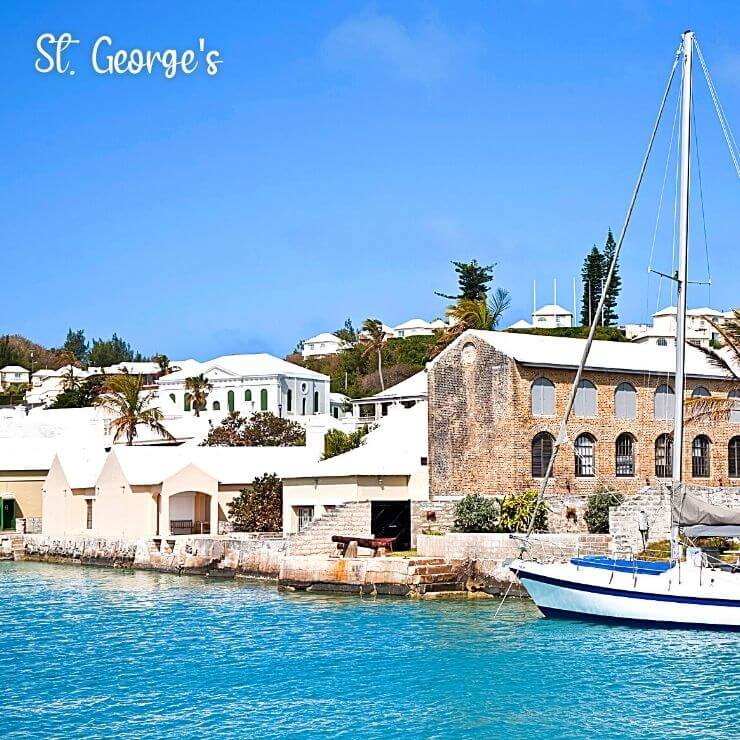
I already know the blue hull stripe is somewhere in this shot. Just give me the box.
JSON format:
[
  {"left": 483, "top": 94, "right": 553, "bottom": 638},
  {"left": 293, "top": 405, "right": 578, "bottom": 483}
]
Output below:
[
  {"left": 539, "top": 606, "right": 740, "bottom": 631},
  {"left": 517, "top": 569, "right": 740, "bottom": 608}
]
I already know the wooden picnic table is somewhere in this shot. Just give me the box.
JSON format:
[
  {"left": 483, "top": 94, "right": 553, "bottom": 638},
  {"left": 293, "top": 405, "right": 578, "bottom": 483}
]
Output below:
[{"left": 331, "top": 535, "right": 397, "bottom": 557}]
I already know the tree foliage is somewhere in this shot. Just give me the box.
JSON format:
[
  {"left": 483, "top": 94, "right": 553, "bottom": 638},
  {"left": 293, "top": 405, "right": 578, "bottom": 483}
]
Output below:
[
  {"left": 63, "top": 329, "right": 89, "bottom": 363},
  {"left": 584, "top": 488, "right": 624, "bottom": 534},
  {"left": 601, "top": 229, "right": 621, "bottom": 326},
  {"left": 453, "top": 494, "right": 499, "bottom": 533},
  {"left": 436, "top": 259, "right": 495, "bottom": 301},
  {"left": 508, "top": 326, "right": 627, "bottom": 341},
  {"left": 227, "top": 474, "right": 283, "bottom": 532},
  {"left": 498, "top": 490, "right": 548, "bottom": 533},
  {"left": 89, "top": 333, "right": 142, "bottom": 367},
  {"left": 184, "top": 374, "right": 212, "bottom": 417},
  {"left": 580, "top": 231, "right": 621, "bottom": 327},
  {"left": 323, "top": 425, "right": 371, "bottom": 459},
  {"left": 49, "top": 376, "right": 103, "bottom": 409},
  {"left": 360, "top": 318, "right": 387, "bottom": 391},
  {"left": 202, "top": 412, "right": 306, "bottom": 447},
  {"left": 335, "top": 318, "right": 357, "bottom": 343}
]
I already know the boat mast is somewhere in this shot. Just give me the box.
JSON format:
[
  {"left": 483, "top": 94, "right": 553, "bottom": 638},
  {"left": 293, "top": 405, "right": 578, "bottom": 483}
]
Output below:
[{"left": 671, "top": 30, "right": 693, "bottom": 490}]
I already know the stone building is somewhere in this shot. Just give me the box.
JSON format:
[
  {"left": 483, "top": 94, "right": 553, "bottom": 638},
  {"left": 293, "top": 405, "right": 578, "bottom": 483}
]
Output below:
[{"left": 428, "top": 330, "right": 740, "bottom": 499}]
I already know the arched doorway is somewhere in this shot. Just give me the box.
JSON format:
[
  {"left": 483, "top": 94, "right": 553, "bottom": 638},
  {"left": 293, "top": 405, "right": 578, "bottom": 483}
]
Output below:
[{"left": 166, "top": 491, "right": 212, "bottom": 535}]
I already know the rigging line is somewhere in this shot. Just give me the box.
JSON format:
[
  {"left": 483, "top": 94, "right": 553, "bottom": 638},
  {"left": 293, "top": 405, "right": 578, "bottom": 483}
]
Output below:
[
  {"left": 691, "top": 98, "right": 713, "bottom": 300},
  {"left": 694, "top": 37, "right": 740, "bottom": 178},
  {"left": 522, "top": 43, "right": 683, "bottom": 544}
]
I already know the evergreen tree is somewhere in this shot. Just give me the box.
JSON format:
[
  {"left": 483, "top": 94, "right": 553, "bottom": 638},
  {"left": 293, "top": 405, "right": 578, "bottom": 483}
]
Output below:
[
  {"left": 88, "top": 333, "right": 135, "bottom": 367},
  {"left": 335, "top": 318, "right": 357, "bottom": 343},
  {"left": 601, "top": 229, "right": 621, "bottom": 327},
  {"left": 580, "top": 246, "right": 604, "bottom": 326},
  {"left": 436, "top": 259, "right": 495, "bottom": 301},
  {"left": 62, "top": 329, "right": 89, "bottom": 363}
]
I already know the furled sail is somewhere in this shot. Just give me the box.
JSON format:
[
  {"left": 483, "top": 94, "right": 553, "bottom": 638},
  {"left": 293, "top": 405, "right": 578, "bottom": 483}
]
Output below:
[{"left": 673, "top": 489, "right": 740, "bottom": 537}]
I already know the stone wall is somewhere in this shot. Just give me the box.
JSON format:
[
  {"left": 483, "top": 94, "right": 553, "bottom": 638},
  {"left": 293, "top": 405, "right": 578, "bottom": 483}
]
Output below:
[
  {"left": 15, "top": 517, "right": 42, "bottom": 534},
  {"left": 609, "top": 485, "right": 740, "bottom": 553},
  {"left": 411, "top": 497, "right": 460, "bottom": 541},
  {"left": 428, "top": 332, "right": 739, "bottom": 498},
  {"left": 286, "top": 501, "right": 372, "bottom": 556}
]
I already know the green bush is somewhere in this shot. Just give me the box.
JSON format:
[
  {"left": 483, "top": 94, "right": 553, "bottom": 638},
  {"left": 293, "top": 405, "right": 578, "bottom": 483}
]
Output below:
[
  {"left": 498, "top": 490, "right": 548, "bottom": 533},
  {"left": 227, "top": 473, "right": 282, "bottom": 532},
  {"left": 323, "top": 426, "right": 371, "bottom": 459},
  {"left": 583, "top": 488, "right": 624, "bottom": 533},
  {"left": 453, "top": 494, "right": 499, "bottom": 533}
]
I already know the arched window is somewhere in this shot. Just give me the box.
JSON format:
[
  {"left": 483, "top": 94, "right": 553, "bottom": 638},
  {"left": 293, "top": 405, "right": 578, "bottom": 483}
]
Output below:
[
  {"left": 212, "top": 400, "right": 221, "bottom": 411},
  {"left": 574, "top": 434, "right": 596, "bottom": 477},
  {"left": 184, "top": 393, "right": 192, "bottom": 412},
  {"left": 531, "top": 432, "right": 554, "bottom": 478},
  {"left": 169, "top": 393, "right": 176, "bottom": 404},
  {"left": 314, "top": 390, "right": 320, "bottom": 414},
  {"left": 729, "top": 437, "right": 740, "bottom": 479},
  {"left": 615, "top": 433, "right": 635, "bottom": 477},
  {"left": 692, "top": 435, "right": 710, "bottom": 478},
  {"left": 287, "top": 389, "right": 293, "bottom": 412},
  {"left": 260, "top": 389, "right": 268, "bottom": 411},
  {"left": 531, "top": 377, "right": 555, "bottom": 416},
  {"left": 614, "top": 383, "right": 637, "bottom": 420},
  {"left": 574, "top": 380, "right": 597, "bottom": 417},
  {"left": 244, "top": 389, "right": 252, "bottom": 402},
  {"left": 730, "top": 390, "right": 740, "bottom": 424},
  {"left": 654, "top": 384, "right": 675, "bottom": 420},
  {"left": 655, "top": 434, "right": 673, "bottom": 478},
  {"left": 692, "top": 386, "right": 710, "bottom": 398},
  {"left": 227, "top": 390, "right": 235, "bottom": 413}
]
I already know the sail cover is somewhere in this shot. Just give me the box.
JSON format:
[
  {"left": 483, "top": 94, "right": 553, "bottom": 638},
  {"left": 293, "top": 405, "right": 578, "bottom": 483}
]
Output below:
[{"left": 672, "top": 490, "right": 740, "bottom": 529}]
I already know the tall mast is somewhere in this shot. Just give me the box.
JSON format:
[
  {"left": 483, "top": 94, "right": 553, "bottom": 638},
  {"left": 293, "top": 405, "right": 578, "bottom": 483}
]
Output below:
[{"left": 671, "top": 30, "right": 693, "bottom": 488}]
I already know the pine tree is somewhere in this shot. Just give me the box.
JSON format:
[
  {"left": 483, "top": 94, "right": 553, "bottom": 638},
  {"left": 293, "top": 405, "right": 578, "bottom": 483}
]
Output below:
[
  {"left": 436, "top": 259, "right": 495, "bottom": 301},
  {"left": 601, "top": 229, "right": 621, "bottom": 326},
  {"left": 62, "top": 329, "right": 89, "bottom": 363},
  {"left": 580, "top": 246, "right": 604, "bottom": 326}
]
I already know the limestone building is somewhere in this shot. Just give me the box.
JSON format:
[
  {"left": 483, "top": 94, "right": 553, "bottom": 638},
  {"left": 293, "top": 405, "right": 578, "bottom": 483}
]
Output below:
[{"left": 428, "top": 331, "right": 740, "bottom": 498}]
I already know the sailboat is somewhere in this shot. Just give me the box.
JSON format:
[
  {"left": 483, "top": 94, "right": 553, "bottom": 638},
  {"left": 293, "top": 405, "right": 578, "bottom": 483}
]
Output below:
[{"left": 510, "top": 30, "right": 740, "bottom": 629}]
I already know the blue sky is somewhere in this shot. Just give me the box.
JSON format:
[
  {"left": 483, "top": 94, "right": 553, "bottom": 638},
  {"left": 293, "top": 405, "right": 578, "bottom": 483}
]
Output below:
[{"left": 2, "top": 1, "right": 739, "bottom": 360}]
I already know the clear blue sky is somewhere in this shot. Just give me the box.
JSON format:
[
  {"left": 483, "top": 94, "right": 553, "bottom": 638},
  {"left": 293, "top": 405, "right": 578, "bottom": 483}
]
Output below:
[{"left": 2, "top": 1, "right": 738, "bottom": 360}]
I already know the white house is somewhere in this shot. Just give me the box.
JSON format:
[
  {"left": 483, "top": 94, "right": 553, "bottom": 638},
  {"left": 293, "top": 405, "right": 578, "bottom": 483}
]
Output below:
[
  {"left": 26, "top": 365, "right": 90, "bottom": 407},
  {"left": 301, "top": 333, "right": 348, "bottom": 359},
  {"left": 0, "top": 366, "right": 30, "bottom": 389},
  {"left": 508, "top": 319, "right": 534, "bottom": 330},
  {"left": 351, "top": 370, "right": 428, "bottom": 424},
  {"left": 531, "top": 304, "right": 574, "bottom": 329},
  {"left": 157, "top": 353, "right": 331, "bottom": 419},
  {"left": 393, "top": 319, "right": 435, "bottom": 338},
  {"left": 630, "top": 306, "right": 725, "bottom": 348}
]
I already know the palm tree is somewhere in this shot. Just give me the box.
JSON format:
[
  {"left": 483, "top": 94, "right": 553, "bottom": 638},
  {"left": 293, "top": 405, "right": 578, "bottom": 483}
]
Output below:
[
  {"left": 185, "top": 374, "right": 212, "bottom": 417},
  {"left": 685, "top": 309, "right": 740, "bottom": 423},
  {"left": 361, "top": 319, "right": 387, "bottom": 391},
  {"left": 431, "top": 289, "right": 511, "bottom": 357},
  {"left": 152, "top": 353, "right": 170, "bottom": 376},
  {"left": 95, "top": 372, "right": 174, "bottom": 446}
]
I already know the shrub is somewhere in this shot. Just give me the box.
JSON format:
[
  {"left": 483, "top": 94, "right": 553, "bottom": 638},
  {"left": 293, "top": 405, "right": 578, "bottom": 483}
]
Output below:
[
  {"left": 453, "top": 494, "right": 499, "bottom": 533},
  {"left": 323, "top": 425, "right": 371, "bottom": 459},
  {"left": 583, "top": 488, "right": 624, "bottom": 534},
  {"left": 202, "top": 412, "right": 305, "bottom": 447},
  {"left": 498, "top": 490, "right": 548, "bottom": 533},
  {"left": 227, "top": 473, "right": 282, "bottom": 532}
]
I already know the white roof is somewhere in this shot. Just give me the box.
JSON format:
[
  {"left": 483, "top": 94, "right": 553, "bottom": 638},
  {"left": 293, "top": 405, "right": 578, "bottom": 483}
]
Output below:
[
  {"left": 53, "top": 447, "right": 110, "bottom": 488},
  {"left": 360, "top": 370, "right": 428, "bottom": 402},
  {"left": 287, "top": 403, "right": 427, "bottom": 478},
  {"left": 394, "top": 318, "right": 432, "bottom": 331},
  {"left": 508, "top": 319, "right": 533, "bottom": 329},
  {"left": 330, "top": 392, "right": 350, "bottom": 403},
  {"left": 51, "top": 364, "right": 88, "bottom": 378},
  {"left": 160, "top": 353, "right": 328, "bottom": 383},
  {"left": 32, "top": 368, "right": 56, "bottom": 378},
  {"left": 532, "top": 304, "right": 573, "bottom": 316},
  {"left": 1, "top": 365, "right": 28, "bottom": 373},
  {"left": 304, "top": 333, "right": 342, "bottom": 344},
  {"left": 88, "top": 361, "right": 160, "bottom": 375},
  {"left": 110, "top": 445, "right": 320, "bottom": 485},
  {"left": 654, "top": 306, "right": 723, "bottom": 317},
  {"left": 0, "top": 438, "right": 61, "bottom": 471},
  {"left": 429, "top": 318, "right": 448, "bottom": 328},
  {"left": 435, "top": 330, "right": 737, "bottom": 379}
]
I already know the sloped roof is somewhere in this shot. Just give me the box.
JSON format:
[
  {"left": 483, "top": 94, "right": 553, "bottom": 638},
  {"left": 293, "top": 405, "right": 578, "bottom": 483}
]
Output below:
[
  {"left": 53, "top": 447, "right": 110, "bottom": 489},
  {"left": 394, "top": 318, "right": 432, "bottom": 330},
  {"left": 435, "top": 330, "right": 736, "bottom": 379},
  {"left": 532, "top": 304, "right": 573, "bottom": 316},
  {"left": 110, "top": 445, "right": 320, "bottom": 486},
  {"left": 0, "top": 439, "right": 61, "bottom": 471},
  {"left": 359, "top": 370, "right": 428, "bottom": 402},
  {"left": 508, "top": 319, "right": 533, "bottom": 329},
  {"left": 654, "top": 306, "right": 723, "bottom": 318},
  {"left": 1, "top": 365, "right": 28, "bottom": 373},
  {"left": 304, "top": 333, "right": 342, "bottom": 344},
  {"left": 160, "top": 353, "right": 328, "bottom": 382},
  {"left": 286, "top": 403, "right": 427, "bottom": 479}
]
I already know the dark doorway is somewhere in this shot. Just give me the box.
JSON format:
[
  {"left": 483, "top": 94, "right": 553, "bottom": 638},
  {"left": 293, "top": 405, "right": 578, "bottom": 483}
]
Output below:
[
  {"left": 371, "top": 500, "right": 411, "bottom": 551},
  {"left": 1, "top": 499, "right": 16, "bottom": 531}
]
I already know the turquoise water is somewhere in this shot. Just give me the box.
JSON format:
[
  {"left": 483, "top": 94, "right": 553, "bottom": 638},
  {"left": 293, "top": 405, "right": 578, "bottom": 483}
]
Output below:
[{"left": 1, "top": 563, "right": 738, "bottom": 739}]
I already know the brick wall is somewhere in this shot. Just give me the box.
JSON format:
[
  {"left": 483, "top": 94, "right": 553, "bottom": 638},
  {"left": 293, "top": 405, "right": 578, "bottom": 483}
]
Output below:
[{"left": 429, "top": 333, "right": 739, "bottom": 499}]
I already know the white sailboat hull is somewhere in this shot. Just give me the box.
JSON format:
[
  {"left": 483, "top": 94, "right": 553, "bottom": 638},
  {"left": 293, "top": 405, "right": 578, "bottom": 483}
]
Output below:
[{"left": 510, "top": 559, "right": 740, "bottom": 629}]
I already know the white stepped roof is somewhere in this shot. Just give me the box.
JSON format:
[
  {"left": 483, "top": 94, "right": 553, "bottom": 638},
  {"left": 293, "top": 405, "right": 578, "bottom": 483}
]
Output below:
[
  {"left": 394, "top": 318, "right": 432, "bottom": 330},
  {"left": 286, "top": 403, "right": 427, "bottom": 479},
  {"left": 110, "top": 445, "right": 320, "bottom": 486},
  {"left": 160, "top": 353, "right": 328, "bottom": 382},
  {"left": 532, "top": 304, "right": 573, "bottom": 316},
  {"left": 54, "top": 446, "right": 110, "bottom": 488},
  {"left": 1, "top": 365, "right": 28, "bottom": 373},
  {"left": 304, "top": 333, "right": 343, "bottom": 344},
  {"left": 361, "top": 370, "right": 428, "bottom": 401},
  {"left": 508, "top": 319, "right": 533, "bottom": 330},
  {"left": 437, "top": 330, "right": 737, "bottom": 379}
]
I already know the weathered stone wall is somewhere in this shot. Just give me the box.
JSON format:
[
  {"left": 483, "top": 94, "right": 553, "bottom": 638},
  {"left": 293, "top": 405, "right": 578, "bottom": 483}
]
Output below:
[
  {"left": 286, "top": 501, "right": 372, "bottom": 556},
  {"left": 429, "top": 333, "right": 739, "bottom": 498},
  {"left": 15, "top": 517, "right": 42, "bottom": 534},
  {"left": 609, "top": 485, "right": 740, "bottom": 553},
  {"left": 411, "top": 497, "right": 460, "bottom": 541}
]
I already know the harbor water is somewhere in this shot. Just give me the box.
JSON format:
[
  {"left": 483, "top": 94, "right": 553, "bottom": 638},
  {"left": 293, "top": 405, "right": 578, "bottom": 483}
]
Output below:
[{"left": 1, "top": 562, "right": 737, "bottom": 739}]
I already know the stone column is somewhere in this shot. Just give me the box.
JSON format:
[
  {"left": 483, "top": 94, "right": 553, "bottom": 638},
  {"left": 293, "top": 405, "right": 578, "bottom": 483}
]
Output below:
[
  {"left": 210, "top": 495, "right": 220, "bottom": 536},
  {"left": 160, "top": 494, "right": 171, "bottom": 537}
]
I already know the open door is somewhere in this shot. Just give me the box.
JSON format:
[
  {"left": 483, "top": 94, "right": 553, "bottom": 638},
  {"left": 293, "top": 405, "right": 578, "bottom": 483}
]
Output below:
[
  {"left": 371, "top": 500, "right": 411, "bottom": 551},
  {"left": 1, "top": 498, "right": 16, "bottom": 531}
]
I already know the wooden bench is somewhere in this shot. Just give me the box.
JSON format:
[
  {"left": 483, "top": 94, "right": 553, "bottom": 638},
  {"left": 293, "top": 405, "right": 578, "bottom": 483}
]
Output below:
[{"left": 332, "top": 535, "right": 397, "bottom": 558}]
